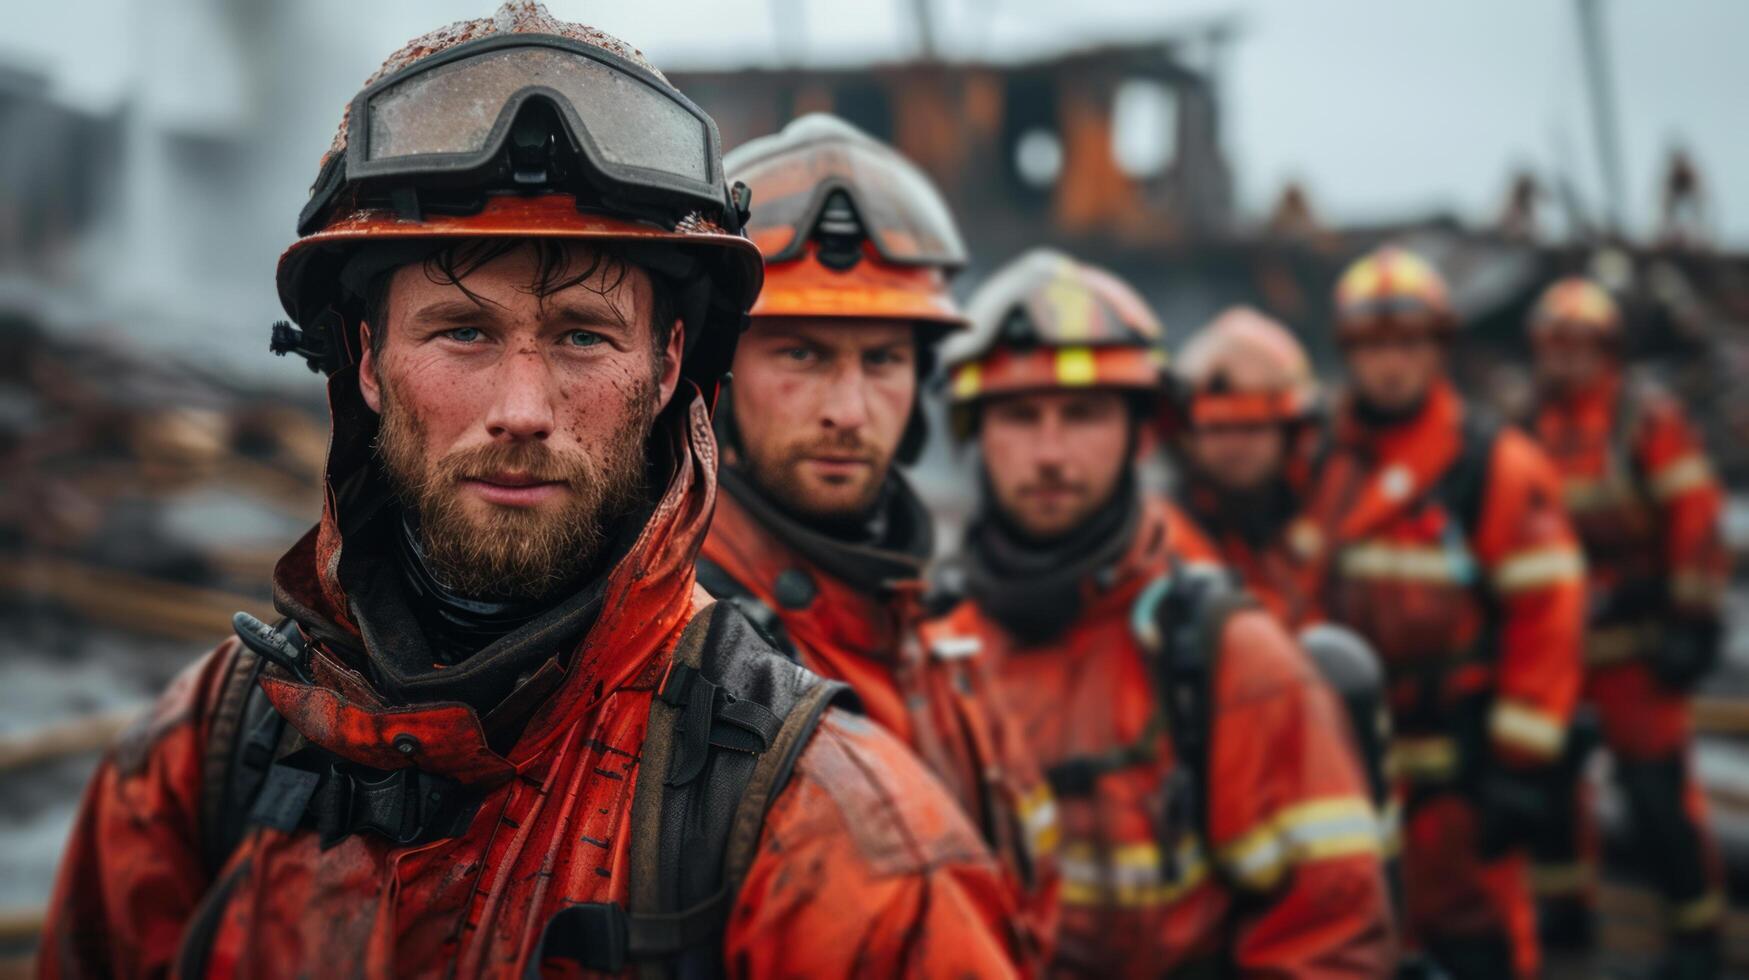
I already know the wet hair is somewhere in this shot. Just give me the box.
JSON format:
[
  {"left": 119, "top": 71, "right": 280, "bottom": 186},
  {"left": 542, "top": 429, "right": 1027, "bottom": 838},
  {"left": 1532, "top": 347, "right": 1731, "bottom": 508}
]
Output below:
[{"left": 362, "top": 239, "right": 679, "bottom": 363}]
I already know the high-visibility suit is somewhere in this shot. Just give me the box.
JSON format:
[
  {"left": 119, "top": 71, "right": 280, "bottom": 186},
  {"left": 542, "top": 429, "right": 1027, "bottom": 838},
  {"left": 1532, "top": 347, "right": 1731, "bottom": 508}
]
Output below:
[
  {"left": 38, "top": 392, "right": 1026, "bottom": 979},
  {"left": 1291, "top": 379, "right": 1586, "bottom": 978},
  {"left": 923, "top": 495, "right": 1395, "bottom": 977},
  {"left": 699, "top": 466, "right": 1060, "bottom": 951},
  {"left": 1529, "top": 370, "right": 1727, "bottom": 940}
]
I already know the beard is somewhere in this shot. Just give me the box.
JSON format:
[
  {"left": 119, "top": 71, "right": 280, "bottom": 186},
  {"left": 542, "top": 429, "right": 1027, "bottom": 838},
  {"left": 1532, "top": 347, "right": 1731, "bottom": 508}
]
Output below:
[
  {"left": 374, "top": 377, "right": 655, "bottom": 602},
  {"left": 739, "top": 429, "right": 890, "bottom": 523}
]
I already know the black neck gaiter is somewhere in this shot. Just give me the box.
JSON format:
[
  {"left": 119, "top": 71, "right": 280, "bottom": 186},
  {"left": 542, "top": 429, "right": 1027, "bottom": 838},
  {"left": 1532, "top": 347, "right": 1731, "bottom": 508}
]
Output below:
[{"left": 959, "top": 471, "right": 1140, "bottom": 646}]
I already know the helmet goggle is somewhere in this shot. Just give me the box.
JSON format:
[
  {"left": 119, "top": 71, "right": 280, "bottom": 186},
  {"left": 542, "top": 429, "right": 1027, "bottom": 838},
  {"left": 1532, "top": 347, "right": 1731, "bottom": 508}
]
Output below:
[
  {"left": 729, "top": 122, "right": 966, "bottom": 269},
  {"left": 300, "top": 34, "right": 737, "bottom": 237}
]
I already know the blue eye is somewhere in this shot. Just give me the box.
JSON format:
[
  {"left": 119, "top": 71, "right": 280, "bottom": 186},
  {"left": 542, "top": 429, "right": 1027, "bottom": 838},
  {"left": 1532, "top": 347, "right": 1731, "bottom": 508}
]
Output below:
[
  {"left": 566, "top": 331, "right": 603, "bottom": 348},
  {"left": 446, "top": 327, "right": 481, "bottom": 343},
  {"left": 781, "top": 347, "right": 814, "bottom": 362}
]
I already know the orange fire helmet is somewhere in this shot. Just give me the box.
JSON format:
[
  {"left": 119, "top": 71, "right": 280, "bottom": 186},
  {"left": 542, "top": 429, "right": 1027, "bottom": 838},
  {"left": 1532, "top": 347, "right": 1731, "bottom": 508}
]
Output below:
[
  {"left": 1332, "top": 245, "right": 1455, "bottom": 344},
  {"left": 272, "top": 1, "right": 762, "bottom": 392},
  {"left": 943, "top": 248, "right": 1166, "bottom": 439},
  {"left": 1175, "top": 306, "right": 1316, "bottom": 427},
  {"left": 727, "top": 113, "right": 967, "bottom": 331},
  {"left": 1528, "top": 276, "right": 1622, "bottom": 347}
]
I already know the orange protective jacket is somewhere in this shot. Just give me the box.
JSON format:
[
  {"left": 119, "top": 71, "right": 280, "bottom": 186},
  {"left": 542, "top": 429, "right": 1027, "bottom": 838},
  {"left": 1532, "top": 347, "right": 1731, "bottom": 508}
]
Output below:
[
  {"left": 698, "top": 469, "right": 1060, "bottom": 952},
  {"left": 1294, "top": 380, "right": 1586, "bottom": 778},
  {"left": 1176, "top": 482, "right": 1316, "bottom": 628},
  {"left": 1532, "top": 371, "right": 1729, "bottom": 654},
  {"left": 38, "top": 389, "right": 1024, "bottom": 979},
  {"left": 922, "top": 497, "right": 1394, "bottom": 978}
]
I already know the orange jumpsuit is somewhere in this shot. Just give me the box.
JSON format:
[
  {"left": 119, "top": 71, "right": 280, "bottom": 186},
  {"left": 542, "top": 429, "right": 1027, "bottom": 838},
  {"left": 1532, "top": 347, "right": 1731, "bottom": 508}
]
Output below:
[
  {"left": 923, "top": 497, "right": 1394, "bottom": 977},
  {"left": 1530, "top": 372, "right": 1727, "bottom": 936},
  {"left": 699, "top": 469, "right": 1060, "bottom": 954},
  {"left": 1292, "top": 380, "right": 1586, "bottom": 978},
  {"left": 38, "top": 395, "right": 1024, "bottom": 979}
]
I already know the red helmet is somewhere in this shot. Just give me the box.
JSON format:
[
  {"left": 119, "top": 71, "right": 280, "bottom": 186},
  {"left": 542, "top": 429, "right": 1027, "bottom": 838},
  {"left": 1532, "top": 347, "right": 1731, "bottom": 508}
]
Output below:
[
  {"left": 728, "top": 114, "right": 967, "bottom": 331},
  {"left": 943, "top": 248, "right": 1166, "bottom": 439},
  {"left": 1175, "top": 306, "right": 1315, "bottom": 427},
  {"left": 1332, "top": 246, "right": 1455, "bottom": 344},
  {"left": 1528, "top": 276, "right": 1622, "bottom": 348},
  {"left": 273, "top": 1, "right": 761, "bottom": 393}
]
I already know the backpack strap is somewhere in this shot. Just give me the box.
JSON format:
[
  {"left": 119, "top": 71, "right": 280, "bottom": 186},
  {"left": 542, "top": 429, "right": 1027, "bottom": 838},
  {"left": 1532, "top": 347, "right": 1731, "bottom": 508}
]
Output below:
[
  {"left": 1430, "top": 407, "right": 1502, "bottom": 543},
  {"left": 198, "top": 617, "right": 302, "bottom": 875},
  {"left": 1133, "top": 561, "right": 1253, "bottom": 874},
  {"left": 695, "top": 557, "right": 799, "bottom": 663},
  {"left": 528, "top": 602, "right": 856, "bottom": 979},
  {"left": 1040, "top": 563, "right": 1249, "bottom": 884}
]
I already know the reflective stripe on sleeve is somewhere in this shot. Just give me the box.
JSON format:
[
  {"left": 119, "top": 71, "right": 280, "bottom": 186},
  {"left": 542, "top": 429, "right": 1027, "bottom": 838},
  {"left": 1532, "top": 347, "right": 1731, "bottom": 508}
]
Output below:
[
  {"left": 1489, "top": 699, "right": 1566, "bottom": 758},
  {"left": 1491, "top": 547, "right": 1584, "bottom": 594},
  {"left": 1215, "top": 796, "right": 1383, "bottom": 892},
  {"left": 1649, "top": 454, "right": 1712, "bottom": 501}
]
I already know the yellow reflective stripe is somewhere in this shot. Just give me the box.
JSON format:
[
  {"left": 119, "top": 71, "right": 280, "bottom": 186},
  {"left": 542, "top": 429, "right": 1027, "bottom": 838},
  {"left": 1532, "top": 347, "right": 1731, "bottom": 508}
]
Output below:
[
  {"left": 1056, "top": 839, "right": 1210, "bottom": 908},
  {"left": 1490, "top": 700, "right": 1566, "bottom": 758},
  {"left": 1671, "top": 889, "right": 1725, "bottom": 931},
  {"left": 1671, "top": 570, "right": 1725, "bottom": 610},
  {"left": 1055, "top": 346, "right": 1097, "bottom": 385},
  {"left": 1339, "top": 544, "right": 1464, "bottom": 583},
  {"left": 1017, "top": 784, "right": 1060, "bottom": 858},
  {"left": 1492, "top": 547, "right": 1584, "bottom": 594},
  {"left": 1649, "top": 454, "right": 1712, "bottom": 501},
  {"left": 1388, "top": 736, "right": 1460, "bottom": 782},
  {"left": 1043, "top": 273, "right": 1096, "bottom": 340},
  {"left": 1530, "top": 860, "right": 1595, "bottom": 897},
  {"left": 1216, "top": 797, "right": 1382, "bottom": 892},
  {"left": 951, "top": 362, "right": 982, "bottom": 400}
]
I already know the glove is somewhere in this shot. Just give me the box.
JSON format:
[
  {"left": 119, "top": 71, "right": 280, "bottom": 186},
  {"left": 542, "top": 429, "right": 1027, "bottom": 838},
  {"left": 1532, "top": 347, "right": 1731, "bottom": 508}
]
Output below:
[
  {"left": 1476, "top": 763, "right": 1558, "bottom": 860},
  {"left": 1650, "top": 618, "right": 1722, "bottom": 693}
]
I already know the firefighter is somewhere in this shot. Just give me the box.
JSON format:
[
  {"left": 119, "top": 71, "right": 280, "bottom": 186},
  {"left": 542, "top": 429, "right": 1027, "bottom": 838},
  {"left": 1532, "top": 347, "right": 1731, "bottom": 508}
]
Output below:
[
  {"left": 698, "top": 113, "right": 1059, "bottom": 950},
  {"left": 1170, "top": 306, "right": 1322, "bottom": 624},
  {"left": 1291, "top": 246, "right": 1587, "bottom": 979},
  {"left": 1527, "top": 276, "right": 1727, "bottom": 975},
  {"left": 923, "top": 248, "right": 1394, "bottom": 977},
  {"left": 37, "top": 6, "right": 1025, "bottom": 977}
]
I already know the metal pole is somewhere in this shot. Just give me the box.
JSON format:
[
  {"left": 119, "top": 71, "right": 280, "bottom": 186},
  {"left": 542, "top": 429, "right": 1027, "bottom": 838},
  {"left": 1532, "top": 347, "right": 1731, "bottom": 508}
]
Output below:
[{"left": 1574, "top": 0, "right": 1626, "bottom": 236}]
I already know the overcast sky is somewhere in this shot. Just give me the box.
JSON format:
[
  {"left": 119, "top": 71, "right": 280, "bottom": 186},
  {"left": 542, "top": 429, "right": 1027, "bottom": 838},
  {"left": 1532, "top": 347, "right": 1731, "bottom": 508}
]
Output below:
[{"left": 9, "top": 0, "right": 1749, "bottom": 245}]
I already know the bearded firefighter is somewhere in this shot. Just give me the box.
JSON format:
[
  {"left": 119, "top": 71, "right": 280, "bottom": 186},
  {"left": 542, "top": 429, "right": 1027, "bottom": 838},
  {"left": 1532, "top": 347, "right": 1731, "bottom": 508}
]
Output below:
[
  {"left": 696, "top": 113, "right": 1059, "bottom": 948},
  {"left": 1170, "top": 306, "right": 1322, "bottom": 625},
  {"left": 38, "top": 6, "right": 1025, "bottom": 977},
  {"left": 921, "top": 248, "right": 1393, "bottom": 977},
  {"left": 1291, "top": 246, "right": 1586, "bottom": 979},
  {"left": 1525, "top": 276, "right": 1726, "bottom": 976}
]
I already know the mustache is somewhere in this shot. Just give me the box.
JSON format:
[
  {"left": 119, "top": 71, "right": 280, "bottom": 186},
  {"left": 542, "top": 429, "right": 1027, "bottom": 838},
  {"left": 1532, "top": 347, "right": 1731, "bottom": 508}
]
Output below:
[
  {"left": 432, "top": 441, "right": 595, "bottom": 489},
  {"left": 1017, "top": 475, "right": 1087, "bottom": 497},
  {"left": 786, "top": 431, "right": 881, "bottom": 464}
]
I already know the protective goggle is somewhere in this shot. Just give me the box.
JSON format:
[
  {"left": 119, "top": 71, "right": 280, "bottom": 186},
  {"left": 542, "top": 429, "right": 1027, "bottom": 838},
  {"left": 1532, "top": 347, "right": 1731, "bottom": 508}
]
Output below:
[
  {"left": 299, "top": 35, "right": 736, "bottom": 237},
  {"left": 731, "top": 133, "right": 966, "bottom": 269}
]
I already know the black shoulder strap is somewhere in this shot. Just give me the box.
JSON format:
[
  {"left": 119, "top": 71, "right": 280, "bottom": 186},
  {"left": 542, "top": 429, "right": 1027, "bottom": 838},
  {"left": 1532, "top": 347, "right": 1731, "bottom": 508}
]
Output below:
[
  {"left": 1431, "top": 407, "right": 1502, "bottom": 540},
  {"left": 199, "top": 620, "right": 299, "bottom": 875},
  {"left": 529, "top": 603, "right": 856, "bottom": 979},
  {"left": 694, "top": 557, "right": 799, "bottom": 662},
  {"left": 1143, "top": 561, "right": 1252, "bottom": 858}
]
